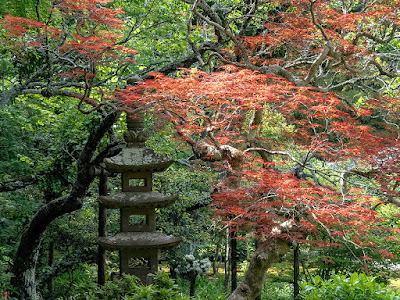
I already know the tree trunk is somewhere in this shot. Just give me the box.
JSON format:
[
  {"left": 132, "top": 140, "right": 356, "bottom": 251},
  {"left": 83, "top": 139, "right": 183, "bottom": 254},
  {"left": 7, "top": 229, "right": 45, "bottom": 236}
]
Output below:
[
  {"left": 224, "top": 228, "right": 230, "bottom": 292},
  {"left": 231, "top": 231, "right": 238, "bottom": 292},
  {"left": 98, "top": 172, "right": 108, "bottom": 286},
  {"left": 47, "top": 240, "right": 54, "bottom": 295},
  {"left": 190, "top": 276, "right": 196, "bottom": 297},
  {"left": 11, "top": 195, "right": 86, "bottom": 299},
  {"left": 170, "top": 265, "right": 177, "bottom": 279},
  {"left": 213, "top": 241, "right": 220, "bottom": 275},
  {"left": 254, "top": 238, "right": 261, "bottom": 300},
  {"left": 190, "top": 275, "right": 197, "bottom": 297},
  {"left": 227, "top": 238, "right": 291, "bottom": 300},
  {"left": 10, "top": 111, "right": 120, "bottom": 299},
  {"left": 294, "top": 243, "right": 300, "bottom": 300}
]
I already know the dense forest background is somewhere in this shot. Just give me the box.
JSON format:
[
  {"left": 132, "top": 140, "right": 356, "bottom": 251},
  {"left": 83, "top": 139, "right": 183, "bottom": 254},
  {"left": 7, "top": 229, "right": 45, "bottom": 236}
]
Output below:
[{"left": 1, "top": 0, "right": 400, "bottom": 299}]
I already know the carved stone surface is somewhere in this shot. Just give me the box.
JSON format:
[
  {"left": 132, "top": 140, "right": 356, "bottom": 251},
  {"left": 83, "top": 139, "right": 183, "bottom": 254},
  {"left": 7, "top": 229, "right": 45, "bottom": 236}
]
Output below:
[
  {"left": 122, "top": 172, "right": 152, "bottom": 192},
  {"left": 123, "top": 130, "right": 149, "bottom": 146},
  {"left": 98, "top": 113, "right": 181, "bottom": 285},
  {"left": 99, "top": 192, "right": 177, "bottom": 209},
  {"left": 121, "top": 208, "right": 156, "bottom": 232},
  {"left": 122, "top": 113, "right": 149, "bottom": 146},
  {"left": 104, "top": 147, "right": 172, "bottom": 173},
  {"left": 99, "top": 232, "right": 182, "bottom": 250},
  {"left": 120, "top": 249, "right": 157, "bottom": 284}
]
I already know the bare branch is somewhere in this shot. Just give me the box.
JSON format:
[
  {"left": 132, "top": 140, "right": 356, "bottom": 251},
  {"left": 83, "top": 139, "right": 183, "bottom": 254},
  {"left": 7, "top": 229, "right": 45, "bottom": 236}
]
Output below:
[
  {"left": 310, "top": 0, "right": 331, "bottom": 43},
  {"left": 194, "top": 7, "right": 251, "bottom": 64},
  {"left": 317, "top": 75, "right": 380, "bottom": 93},
  {"left": 245, "top": 147, "right": 307, "bottom": 167},
  {"left": 353, "top": 24, "right": 399, "bottom": 46},
  {"left": 238, "top": 1, "right": 260, "bottom": 37},
  {"left": 304, "top": 44, "right": 330, "bottom": 84},
  {"left": 187, "top": 0, "right": 205, "bottom": 65},
  {"left": 180, "top": 0, "right": 223, "bottom": 27}
]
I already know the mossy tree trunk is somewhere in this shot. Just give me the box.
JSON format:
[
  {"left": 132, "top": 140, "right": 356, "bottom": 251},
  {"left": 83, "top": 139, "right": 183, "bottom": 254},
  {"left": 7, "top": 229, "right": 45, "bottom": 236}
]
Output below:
[
  {"left": 11, "top": 111, "right": 120, "bottom": 299},
  {"left": 227, "top": 238, "right": 291, "bottom": 300}
]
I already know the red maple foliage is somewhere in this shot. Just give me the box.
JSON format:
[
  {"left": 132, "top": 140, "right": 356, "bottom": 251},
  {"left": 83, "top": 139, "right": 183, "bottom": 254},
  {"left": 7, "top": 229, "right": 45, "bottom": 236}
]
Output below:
[
  {"left": 0, "top": 0, "right": 136, "bottom": 109},
  {"left": 121, "top": 68, "right": 399, "bottom": 251},
  {"left": 119, "top": 0, "right": 400, "bottom": 273},
  {"left": 1, "top": 1, "right": 138, "bottom": 297}
]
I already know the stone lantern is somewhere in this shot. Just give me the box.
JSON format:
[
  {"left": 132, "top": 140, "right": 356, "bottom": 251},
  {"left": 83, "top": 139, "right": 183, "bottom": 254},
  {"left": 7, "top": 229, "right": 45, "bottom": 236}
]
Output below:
[{"left": 98, "top": 113, "right": 181, "bottom": 284}]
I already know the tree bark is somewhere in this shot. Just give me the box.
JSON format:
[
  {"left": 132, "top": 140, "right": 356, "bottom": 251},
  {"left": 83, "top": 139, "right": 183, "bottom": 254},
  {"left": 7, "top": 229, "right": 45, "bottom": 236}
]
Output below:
[
  {"left": 190, "top": 276, "right": 196, "bottom": 297},
  {"left": 47, "top": 240, "right": 54, "bottom": 294},
  {"left": 11, "top": 111, "right": 120, "bottom": 299},
  {"left": 231, "top": 231, "right": 238, "bottom": 292},
  {"left": 98, "top": 172, "right": 108, "bottom": 286},
  {"left": 227, "top": 238, "right": 291, "bottom": 300},
  {"left": 294, "top": 243, "right": 300, "bottom": 300},
  {"left": 224, "top": 228, "right": 230, "bottom": 292},
  {"left": 11, "top": 195, "right": 86, "bottom": 299},
  {"left": 213, "top": 240, "right": 220, "bottom": 275}
]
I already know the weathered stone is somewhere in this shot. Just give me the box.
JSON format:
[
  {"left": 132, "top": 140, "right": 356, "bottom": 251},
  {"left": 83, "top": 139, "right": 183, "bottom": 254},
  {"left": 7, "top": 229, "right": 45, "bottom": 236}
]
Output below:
[
  {"left": 122, "top": 172, "right": 153, "bottom": 192},
  {"left": 99, "top": 232, "right": 182, "bottom": 250},
  {"left": 98, "top": 113, "right": 181, "bottom": 285},
  {"left": 104, "top": 146, "right": 172, "bottom": 173},
  {"left": 120, "top": 248, "right": 158, "bottom": 284},
  {"left": 99, "top": 192, "right": 177, "bottom": 209},
  {"left": 121, "top": 207, "right": 156, "bottom": 232}
]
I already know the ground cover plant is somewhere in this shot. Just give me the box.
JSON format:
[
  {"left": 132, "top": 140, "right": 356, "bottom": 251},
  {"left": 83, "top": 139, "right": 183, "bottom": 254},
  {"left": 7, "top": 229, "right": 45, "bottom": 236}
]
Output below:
[{"left": 300, "top": 272, "right": 400, "bottom": 300}]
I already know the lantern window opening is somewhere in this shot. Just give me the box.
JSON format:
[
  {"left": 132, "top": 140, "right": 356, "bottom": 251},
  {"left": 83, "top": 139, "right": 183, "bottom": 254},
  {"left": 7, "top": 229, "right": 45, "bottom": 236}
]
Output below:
[
  {"left": 128, "top": 256, "right": 151, "bottom": 269},
  {"left": 129, "top": 214, "right": 148, "bottom": 227},
  {"left": 129, "top": 178, "right": 146, "bottom": 188}
]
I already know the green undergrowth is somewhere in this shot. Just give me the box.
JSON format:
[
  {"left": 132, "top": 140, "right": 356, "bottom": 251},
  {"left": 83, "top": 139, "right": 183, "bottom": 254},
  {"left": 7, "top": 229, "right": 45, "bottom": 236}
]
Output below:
[
  {"left": 46, "top": 264, "right": 226, "bottom": 300},
  {"left": 60, "top": 270, "right": 187, "bottom": 300},
  {"left": 8, "top": 262, "right": 400, "bottom": 300},
  {"left": 176, "top": 276, "right": 227, "bottom": 299},
  {"left": 300, "top": 272, "right": 400, "bottom": 300}
]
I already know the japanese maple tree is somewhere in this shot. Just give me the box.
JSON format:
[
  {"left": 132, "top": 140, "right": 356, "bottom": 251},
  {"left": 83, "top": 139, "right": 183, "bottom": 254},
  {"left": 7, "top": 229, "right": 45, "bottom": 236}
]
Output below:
[
  {"left": 0, "top": 0, "right": 137, "bottom": 109},
  {"left": 120, "top": 0, "right": 400, "bottom": 299}
]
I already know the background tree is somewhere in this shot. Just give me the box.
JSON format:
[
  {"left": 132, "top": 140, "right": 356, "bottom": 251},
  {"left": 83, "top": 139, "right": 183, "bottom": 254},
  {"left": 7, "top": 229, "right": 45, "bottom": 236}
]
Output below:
[{"left": 0, "top": 0, "right": 138, "bottom": 297}]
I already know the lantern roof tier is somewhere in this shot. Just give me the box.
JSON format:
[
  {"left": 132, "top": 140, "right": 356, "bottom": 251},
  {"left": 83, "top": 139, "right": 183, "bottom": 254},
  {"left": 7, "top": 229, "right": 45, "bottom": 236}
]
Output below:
[
  {"left": 99, "top": 192, "right": 177, "bottom": 209},
  {"left": 99, "top": 232, "right": 182, "bottom": 250},
  {"left": 104, "top": 146, "right": 173, "bottom": 173}
]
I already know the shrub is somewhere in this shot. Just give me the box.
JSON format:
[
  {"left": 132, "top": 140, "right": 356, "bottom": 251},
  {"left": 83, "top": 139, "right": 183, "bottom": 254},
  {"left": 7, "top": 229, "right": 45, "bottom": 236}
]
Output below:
[
  {"left": 300, "top": 272, "right": 400, "bottom": 300},
  {"left": 70, "top": 271, "right": 187, "bottom": 300},
  {"left": 262, "top": 282, "right": 293, "bottom": 300},
  {"left": 176, "top": 254, "right": 211, "bottom": 297}
]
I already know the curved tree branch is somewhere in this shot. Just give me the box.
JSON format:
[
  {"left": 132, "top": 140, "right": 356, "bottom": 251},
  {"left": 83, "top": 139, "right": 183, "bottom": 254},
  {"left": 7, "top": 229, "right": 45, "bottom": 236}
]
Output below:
[{"left": 11, "top": 110, "right": 121, "bottom": 299}]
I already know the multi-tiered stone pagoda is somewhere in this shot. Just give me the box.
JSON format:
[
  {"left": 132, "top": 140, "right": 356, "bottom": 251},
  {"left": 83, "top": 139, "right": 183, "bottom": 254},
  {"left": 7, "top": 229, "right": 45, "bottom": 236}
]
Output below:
[{"left": 98, "top": 113, "right": 181, "bottom": 284}]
